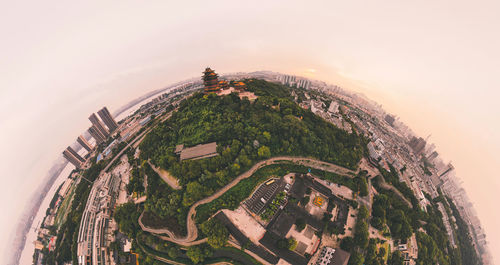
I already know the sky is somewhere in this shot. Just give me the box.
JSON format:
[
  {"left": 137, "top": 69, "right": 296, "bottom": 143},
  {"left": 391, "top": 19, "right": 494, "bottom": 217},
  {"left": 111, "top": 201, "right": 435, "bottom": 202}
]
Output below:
[{"left": 0, "top": 0, "right": 499, "bottom": 264}]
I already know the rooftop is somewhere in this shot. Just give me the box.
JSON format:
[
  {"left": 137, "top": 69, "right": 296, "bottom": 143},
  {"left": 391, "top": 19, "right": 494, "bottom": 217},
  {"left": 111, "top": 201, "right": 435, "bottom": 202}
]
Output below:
[{"left": 179, "top": 142, "right": 218, "bottom": 161}]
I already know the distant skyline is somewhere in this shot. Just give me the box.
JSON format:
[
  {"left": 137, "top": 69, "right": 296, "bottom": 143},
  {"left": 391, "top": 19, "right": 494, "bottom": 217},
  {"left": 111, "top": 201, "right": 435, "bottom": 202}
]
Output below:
[{"left": 1, "top": 1, "right": 499, "bottom": 264}]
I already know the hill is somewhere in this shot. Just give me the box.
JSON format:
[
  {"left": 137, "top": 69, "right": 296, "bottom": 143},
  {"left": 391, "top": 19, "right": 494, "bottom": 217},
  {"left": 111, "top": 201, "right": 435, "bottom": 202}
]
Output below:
[{"left": 136, "top": 79, "right": 367, "bottom": 234}]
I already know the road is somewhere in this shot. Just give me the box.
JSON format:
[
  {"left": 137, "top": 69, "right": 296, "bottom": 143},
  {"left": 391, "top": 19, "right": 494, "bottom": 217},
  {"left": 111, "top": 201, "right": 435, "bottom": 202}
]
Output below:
[{"left": 139, "top": 156, "right": 355, "bottom": 244}]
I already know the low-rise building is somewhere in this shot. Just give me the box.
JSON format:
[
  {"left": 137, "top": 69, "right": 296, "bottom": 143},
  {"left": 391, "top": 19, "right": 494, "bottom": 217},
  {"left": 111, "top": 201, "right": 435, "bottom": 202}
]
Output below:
[
  {"left": 316, "top": 247, "right": 350, "bottom": 265},
  {"left": 177, "top": 142, "right": 218, "bottom": 161},
  {"left": 77, "top": 172, "right": 121, "bottom": 265}
]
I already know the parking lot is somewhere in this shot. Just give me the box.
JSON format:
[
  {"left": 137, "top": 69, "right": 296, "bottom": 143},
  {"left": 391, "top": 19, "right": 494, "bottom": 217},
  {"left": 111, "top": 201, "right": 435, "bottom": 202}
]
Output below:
[{"left": 244, "top": 178, "right": 284, "bottom": 215}]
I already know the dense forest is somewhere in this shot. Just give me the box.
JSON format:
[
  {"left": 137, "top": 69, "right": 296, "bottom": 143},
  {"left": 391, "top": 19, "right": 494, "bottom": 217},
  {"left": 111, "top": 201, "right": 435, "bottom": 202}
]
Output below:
[{"left": 136, "top": 79, "right": 367, "bottom": 231}]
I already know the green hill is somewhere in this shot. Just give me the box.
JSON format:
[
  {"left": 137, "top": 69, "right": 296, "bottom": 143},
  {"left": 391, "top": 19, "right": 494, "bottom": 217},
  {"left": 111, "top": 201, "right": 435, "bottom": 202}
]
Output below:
[{"left": 136, "top": 79, "right": 367, "bottom": 233}]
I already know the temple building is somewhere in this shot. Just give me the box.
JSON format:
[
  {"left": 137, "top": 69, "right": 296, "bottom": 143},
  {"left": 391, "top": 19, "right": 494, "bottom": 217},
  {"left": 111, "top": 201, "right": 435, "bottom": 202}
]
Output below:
[
  {"left": 201, "top": 67, "right": 257, "bottom": 101},
  {"left": 218, "top": 79, "right": 229, "bottom": 90},
  {"left": 203, "top": 67, "right": 220, "bottom": 93},
  {"left": 232, "top": 81, "right": 247, "bottom": 91}
]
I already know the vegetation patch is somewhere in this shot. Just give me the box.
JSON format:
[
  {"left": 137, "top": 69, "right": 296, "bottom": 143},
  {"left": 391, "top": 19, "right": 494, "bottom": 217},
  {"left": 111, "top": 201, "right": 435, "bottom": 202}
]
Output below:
[{"left": 139, "top": 79, "right": 367, "bottom": 232}]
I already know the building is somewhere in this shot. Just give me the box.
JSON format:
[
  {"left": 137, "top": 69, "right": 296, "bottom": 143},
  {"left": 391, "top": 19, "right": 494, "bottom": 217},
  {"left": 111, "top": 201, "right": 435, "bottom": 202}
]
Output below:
[
  {"left": 439, "top": 163, "right": 454, "bottom": 178},
  {"left": 177, "top": 142, "right": 218, "bottom": 161},
  {"left": 384, "top": 114, "right": 395, "bottom": 126},
  {"left": 280, "top": 75, "right": 310, "bottom": 89},
  {"left": 97, "top": 107, "right": 118, "bottom": 132},
  {"left": 397, "top": 233, "right": 418, "bottom": 265},
  {"left": 232, "top": 81, "right": 247, "bottom": 91},
  {"left": 328, "top": 101, "right": 340, "bottom": 114},
  {"left": 77, "top": 135, "right": 93, "bottom": 152},
  {"left": 77, "top": 173, "right": 120, "bottom": 265},
  {"left": 427, "top": 151, "right": 439, "bottom": 162},
  {"left": 88, "top": 125, "right": 107, "bottom": 145},
  {"left": 139, "top": 116, "right": 151, "bottom": 126},
  {"left": 316, "top": 247, "right": 350, "bottom": 265},
  {"left": 297, "top": 79, "right": 311, "bottom": 89},
  {"left": 218, "top": 80, "right": 230, "bottom": 90},
  {"left": 63, "top": 146, "right": 85, "bottom": 168},
  {"left": 89, "top": 113, "right": 109, "bottom": 138},
  {"left": 408, "top": 136, "right": 426, "bottom": 155},
  {"left": 281, "top": 75, "right": 296, "bottom": 86},
  {"left": 203, "top": 67, "right": 220, "bottom": 93}
]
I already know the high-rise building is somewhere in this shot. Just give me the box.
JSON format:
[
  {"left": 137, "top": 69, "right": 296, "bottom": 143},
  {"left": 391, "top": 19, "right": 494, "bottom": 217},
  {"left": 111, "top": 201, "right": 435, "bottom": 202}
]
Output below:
[
  {"left": 63, "top": 146, "right": 85, "bottom": 168},
  {"left": 384, "top": 114, "right": 395, "bottom": 126},
  {"left": 439, "top": 163, "right": 454, "bottom": 178},
  {"left": 77, "top": 135, "right": 93, "bottom": 152},
  {"left": 296, "top": 79, "right": 311, "bottom": 89},
  {"left": 281, "top": 75, "right": 297, "bottom": 87},
  {"left": 97, "top": 107, "right": 118, "bottom": 132},
  {"left": 428, "top": 151, "right": 439, "bottom": 162},
  {"left": 408, "top": 136, "right": 426, "bottom": 155},
  {"left": 88, "top": 125, "right": 106, "bottom": 145},
  {"left": 89, "top": 113, "right": 109, "bottom": 138}
]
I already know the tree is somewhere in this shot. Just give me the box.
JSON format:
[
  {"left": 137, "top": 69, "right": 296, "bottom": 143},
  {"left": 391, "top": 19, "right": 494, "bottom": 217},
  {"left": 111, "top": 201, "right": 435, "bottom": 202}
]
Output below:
[
  {"left": 114, "top": 202, "right": 139, "bottom": 238},
  {"left": 257, "top": 145, "right": 271, "bottom": 159},
  {"left": 387, "top": 209, "right": 413, "bottom": 240},
  {"left": 378, "top": 247, "right": 386, "bottom": 258},
  {"left": 354, "top": 219, "right": 369, "bottom": 248},
  {"left": 340, "top": 236, "right": 355, "bottom": 252},
  {"left": 348, "top": 250, "right": 365, "bottom": 265},
  {"left": 388, "top": 251, "right": 404, "bottom": 265},
  {"left": 295, "top": 218, "right": 306, "bottom": 232},
  {"left": 201, "top": 219, "right": 229, "bottom": 248},
  {"left": 182, "top": 181, "right": 209, "bottom": 206},
  {"left": 288, "top": 237, "right": 298, "bottom": 251},
  {"left": 262, "top": 131, "right": 271, "bottom": 142},
  {"left": 358, "top": 205, "right": 369, "bottom": 220},
  {"left": 167, "top": 247, "right": 180, "bottom": 259},
  {"left": 186, "top": 246, "right": 211, "bottom": 264},
  {"left": 358, "top": 177, "right": 368, "bottom": 197},
  {"left": 230, "top": 163, "right": 241, "bottom": 175}
]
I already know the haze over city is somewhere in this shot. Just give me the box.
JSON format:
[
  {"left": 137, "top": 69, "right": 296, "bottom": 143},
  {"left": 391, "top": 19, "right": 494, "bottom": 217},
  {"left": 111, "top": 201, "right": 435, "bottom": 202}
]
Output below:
[{"left": 0, "top": 1, "right": 499, "bottom": 264}]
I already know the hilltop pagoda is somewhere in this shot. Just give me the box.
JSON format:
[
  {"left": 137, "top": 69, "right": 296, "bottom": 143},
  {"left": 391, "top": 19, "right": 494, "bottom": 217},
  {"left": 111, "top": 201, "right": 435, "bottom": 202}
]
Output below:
[{"left": 203, "top": 67, "right": 220, "bottom": 93}]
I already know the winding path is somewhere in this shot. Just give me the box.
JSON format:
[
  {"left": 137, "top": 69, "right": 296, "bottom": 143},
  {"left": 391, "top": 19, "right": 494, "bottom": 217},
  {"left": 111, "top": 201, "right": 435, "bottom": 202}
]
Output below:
[
  {"left": 139, "top": 156, "right": 355, "bottom": 244},
  {"left": 359, "top": 158, "right": 412, "bottom": 208}
]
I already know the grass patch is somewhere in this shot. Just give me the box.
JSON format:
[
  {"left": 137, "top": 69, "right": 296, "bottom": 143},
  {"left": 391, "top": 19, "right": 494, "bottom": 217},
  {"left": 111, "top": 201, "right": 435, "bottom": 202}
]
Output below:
[{"left": 54, "top": 181, "right": 77, "bottom": 228}]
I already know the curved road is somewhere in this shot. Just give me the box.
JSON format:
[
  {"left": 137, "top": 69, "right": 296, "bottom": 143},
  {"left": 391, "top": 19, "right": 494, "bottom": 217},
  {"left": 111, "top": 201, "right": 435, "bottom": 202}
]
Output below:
[{"left": 139, "top": 156, "right": 355, "bottom": 244}]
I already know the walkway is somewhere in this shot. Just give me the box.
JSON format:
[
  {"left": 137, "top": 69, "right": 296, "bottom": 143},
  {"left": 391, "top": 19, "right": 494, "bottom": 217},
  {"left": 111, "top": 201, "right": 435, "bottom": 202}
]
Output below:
[
  {"left": 139, "top": 156, "right": 355, "bottom": 244},
  {"left": 148, "top": 161, "right": 181, "bottom": 190},
  {"left": 137, "top": 242, "right": 184, "bottom": 265},
  {"left": 359, "top": 159, "right": 412, "bottom": 208}
]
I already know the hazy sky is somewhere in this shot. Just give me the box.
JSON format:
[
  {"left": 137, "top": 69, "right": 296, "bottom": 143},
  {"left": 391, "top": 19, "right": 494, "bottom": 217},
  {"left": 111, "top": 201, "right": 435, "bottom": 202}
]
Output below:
[{"left": 1, "top": 0, "right": 499, "bottom": 264}]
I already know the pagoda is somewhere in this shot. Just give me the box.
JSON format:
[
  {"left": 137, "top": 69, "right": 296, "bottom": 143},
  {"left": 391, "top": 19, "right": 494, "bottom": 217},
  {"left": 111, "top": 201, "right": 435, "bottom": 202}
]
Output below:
[{"left": 203, "top": 67, "right": 220, "bottom": 93}]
